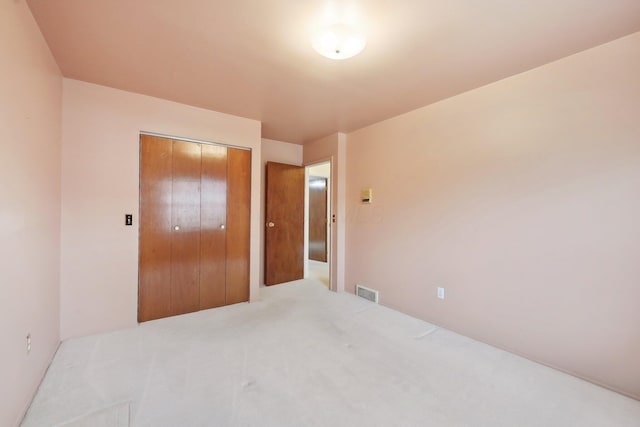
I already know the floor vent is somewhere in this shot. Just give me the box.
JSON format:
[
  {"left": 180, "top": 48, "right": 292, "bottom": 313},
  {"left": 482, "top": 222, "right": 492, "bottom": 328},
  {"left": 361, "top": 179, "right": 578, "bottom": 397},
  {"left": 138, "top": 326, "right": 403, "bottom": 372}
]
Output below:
[{"left": 356, "top": 285, "right": 379, "bottom": 303}]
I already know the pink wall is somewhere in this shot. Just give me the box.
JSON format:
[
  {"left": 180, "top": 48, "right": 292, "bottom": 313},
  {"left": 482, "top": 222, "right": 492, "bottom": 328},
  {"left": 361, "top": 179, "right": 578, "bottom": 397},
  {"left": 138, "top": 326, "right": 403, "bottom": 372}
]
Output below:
[
  {"left": 345, "top": 32, "right": 640, "bottom": 399},
  {"left": 60, "top": 79, "right": 261, "bottom": 340},
  {"left": 0, "top": 2, "right": 62, "bottom": 425},
  {"left": 304, "top": 133, "right": 347, "bottom": 292},
  {"left": 260, "top": 139, "right": 303, "bottom": 285}
]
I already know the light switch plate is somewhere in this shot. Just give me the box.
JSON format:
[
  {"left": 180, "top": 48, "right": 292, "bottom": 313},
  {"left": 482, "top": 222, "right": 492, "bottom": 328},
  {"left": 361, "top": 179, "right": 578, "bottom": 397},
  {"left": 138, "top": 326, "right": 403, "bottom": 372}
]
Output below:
[{"left": 360, "top": 188, "right": 372, "bottom": 204}]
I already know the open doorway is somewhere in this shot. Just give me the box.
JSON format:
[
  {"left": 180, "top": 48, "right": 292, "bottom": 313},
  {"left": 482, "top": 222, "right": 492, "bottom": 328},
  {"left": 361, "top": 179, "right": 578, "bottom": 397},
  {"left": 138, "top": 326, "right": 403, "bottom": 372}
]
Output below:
[{"left": 304, "top": 161, "right": 331, "bottom": 288}]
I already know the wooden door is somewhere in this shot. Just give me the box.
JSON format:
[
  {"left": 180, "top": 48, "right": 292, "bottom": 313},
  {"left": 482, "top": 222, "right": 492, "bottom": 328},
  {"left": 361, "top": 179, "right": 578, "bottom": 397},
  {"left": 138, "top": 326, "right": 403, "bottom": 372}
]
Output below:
[
  {"left": 225, "top": 148, "right": 251, "bottom": 303},
  {"left": 139, "top": 135, "right": 173, "bottom": 322},
  {"left": 200, "top": 144, "right": 227, "bottom": 310},
  {"left": 170, "top": 140, "right": 202, "bottom": 315},
  {"left": 140, "top": 136, "right": 203, "bottom": 321},
  {"left": 308, "top": 176, "right": 328, "bottom": 262},
  {"left": 140, "top": 135, "right": 250, "bottom": 322},
  {"left": 264, "top": 162, "right": 305, "bottom": 285}
]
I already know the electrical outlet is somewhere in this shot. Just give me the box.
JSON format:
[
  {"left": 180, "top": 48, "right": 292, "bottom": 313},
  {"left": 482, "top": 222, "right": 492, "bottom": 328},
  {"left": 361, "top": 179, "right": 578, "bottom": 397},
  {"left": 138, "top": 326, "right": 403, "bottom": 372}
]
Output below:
[
  {"left": 437, "top": 287, "right": 445, "bottom": 300},
  {"left": 26, "top": 333, "right": 31, "bottom": 353}
]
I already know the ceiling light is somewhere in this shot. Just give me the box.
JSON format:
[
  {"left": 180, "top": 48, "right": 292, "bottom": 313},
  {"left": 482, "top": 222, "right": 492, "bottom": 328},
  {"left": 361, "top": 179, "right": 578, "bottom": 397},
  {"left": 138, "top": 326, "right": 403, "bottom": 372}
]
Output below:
[{"left": 311, "top": 24, "right": 366, "bottom": 60}]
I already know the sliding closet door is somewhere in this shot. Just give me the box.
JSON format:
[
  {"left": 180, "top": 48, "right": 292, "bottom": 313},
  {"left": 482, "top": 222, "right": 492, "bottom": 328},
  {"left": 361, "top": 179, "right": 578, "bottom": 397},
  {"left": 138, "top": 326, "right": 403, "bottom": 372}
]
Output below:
[
  {"left": 170, "top": 140, "right": 202, "bottom": 315},
  {"left": 139, "top": 135, "right": 173, "bottom": 322},
  {"left": 200, "top": 144, "right": 227, "bottom": 310},
  {"left": 225, "top": 148, "right": 250, "bottom": 304},
  {"left": 139, "top": 135, "right": 250, "bottom": 322}
]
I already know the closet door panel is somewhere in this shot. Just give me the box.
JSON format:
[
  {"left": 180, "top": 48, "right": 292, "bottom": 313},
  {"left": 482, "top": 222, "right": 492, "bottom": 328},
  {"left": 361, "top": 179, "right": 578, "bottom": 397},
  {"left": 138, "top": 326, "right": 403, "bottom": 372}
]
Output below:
[
  {"left": 139, "top": 135, "right": 173, "bottom": 322},
  {"left": 200, "top": 144, "right": 228, "bottom": 309},
  {"left": 170, "top": 139, "right": 202, "bottom": 315},
  {"left": 225, "top": 148, "right": 251, "bottom": 304}
]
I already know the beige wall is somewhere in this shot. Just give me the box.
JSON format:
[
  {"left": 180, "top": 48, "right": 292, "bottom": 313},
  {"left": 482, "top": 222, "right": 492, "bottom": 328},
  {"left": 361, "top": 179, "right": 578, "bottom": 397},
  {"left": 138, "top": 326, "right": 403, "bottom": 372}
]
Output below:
[
  {"left": 260, "top": 139, "right": 303, "bottom": 285},
  {"left": 304, "top": 133, "right": 347, "bottom": 292},
  {"left": 3, "top": 7, "right": 637, "bottom": 424},
  {"left": 345, "top": 32, "right": 640, "bottom": 399},
  {"left": 60, "top": 79, "right": 261, "bottom": 340},
  {"left": 0, "top": 2, "right": 62, "bottom": 426}
]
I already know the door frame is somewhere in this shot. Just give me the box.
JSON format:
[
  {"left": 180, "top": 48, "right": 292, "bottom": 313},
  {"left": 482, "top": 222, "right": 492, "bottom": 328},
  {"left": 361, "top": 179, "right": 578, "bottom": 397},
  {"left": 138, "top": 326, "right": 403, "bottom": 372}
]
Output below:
[{"left": 304, "top": 158, "right": 333, "bottom": 291}]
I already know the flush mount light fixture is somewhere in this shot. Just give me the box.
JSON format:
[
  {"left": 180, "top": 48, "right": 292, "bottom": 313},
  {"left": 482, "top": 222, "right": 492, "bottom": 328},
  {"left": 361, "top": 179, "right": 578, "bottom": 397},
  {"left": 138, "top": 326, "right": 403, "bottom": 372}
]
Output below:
[{"left": 311, "top": 23, "right": 366, "bottom": 60}]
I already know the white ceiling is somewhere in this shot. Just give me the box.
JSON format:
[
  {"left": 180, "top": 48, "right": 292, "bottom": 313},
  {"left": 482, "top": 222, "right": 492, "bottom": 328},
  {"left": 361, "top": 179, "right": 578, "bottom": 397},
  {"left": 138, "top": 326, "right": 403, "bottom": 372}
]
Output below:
[{"left": 27, "top": 0, "right": 640, "bottom": 144}]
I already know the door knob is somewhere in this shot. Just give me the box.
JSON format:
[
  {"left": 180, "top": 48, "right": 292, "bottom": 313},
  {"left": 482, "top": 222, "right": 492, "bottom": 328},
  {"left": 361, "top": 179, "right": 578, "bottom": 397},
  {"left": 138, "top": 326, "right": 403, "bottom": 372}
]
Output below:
[
  {"left": 267, "top": 222, "right": 275, "bottom": 228},
  {"left": 174, "top": 225, "right": 180, "bottom": 231},
  {"left": 220, "top": 224, "right": 226, "bottom": 230}
]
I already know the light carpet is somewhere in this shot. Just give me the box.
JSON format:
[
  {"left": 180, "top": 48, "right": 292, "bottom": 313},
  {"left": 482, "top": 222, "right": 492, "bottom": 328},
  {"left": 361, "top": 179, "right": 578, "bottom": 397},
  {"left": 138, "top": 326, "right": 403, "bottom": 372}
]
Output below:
[
  {"left": 22, "top": 279, "right": 640, "bottom": 426},
  {"left": 307, "top": 260, "right": 330, "bottom": 288}
]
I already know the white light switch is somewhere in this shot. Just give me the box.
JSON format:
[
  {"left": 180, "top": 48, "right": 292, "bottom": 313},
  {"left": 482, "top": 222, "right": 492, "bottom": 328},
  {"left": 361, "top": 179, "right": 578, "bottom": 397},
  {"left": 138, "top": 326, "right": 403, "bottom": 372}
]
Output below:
[{"left": 360, "top": 188, "right": 372, "bottom": 204}]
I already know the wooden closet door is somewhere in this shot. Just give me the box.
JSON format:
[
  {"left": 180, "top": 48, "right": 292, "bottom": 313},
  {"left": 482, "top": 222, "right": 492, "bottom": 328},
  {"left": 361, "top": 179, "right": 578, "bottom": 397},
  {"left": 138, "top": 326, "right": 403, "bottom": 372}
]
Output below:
[
  {"left": 139, "top": 135, "right": 173, "bottom": 322},
  {"left": 170, "top": 140, "right": 202, "bottom": 315},
  {"left": 200, "top": 144, "right": 227, "bottom": 309},
  {"left": 140, "top": 136, "right": 250, "bottom": 321},
  {"left": 225, "top": 148, "right": 250, "bottom": 304}
]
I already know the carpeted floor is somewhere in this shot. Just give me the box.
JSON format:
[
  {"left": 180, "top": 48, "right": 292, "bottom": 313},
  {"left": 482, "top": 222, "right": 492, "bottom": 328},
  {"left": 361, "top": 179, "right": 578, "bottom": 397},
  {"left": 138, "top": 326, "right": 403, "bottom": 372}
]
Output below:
[
  {"left": 22, "top": 279, "right": 640, "bottom": 426},
  {"left": 307, "top": 260, "right": 329, "bottom": 288}
]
